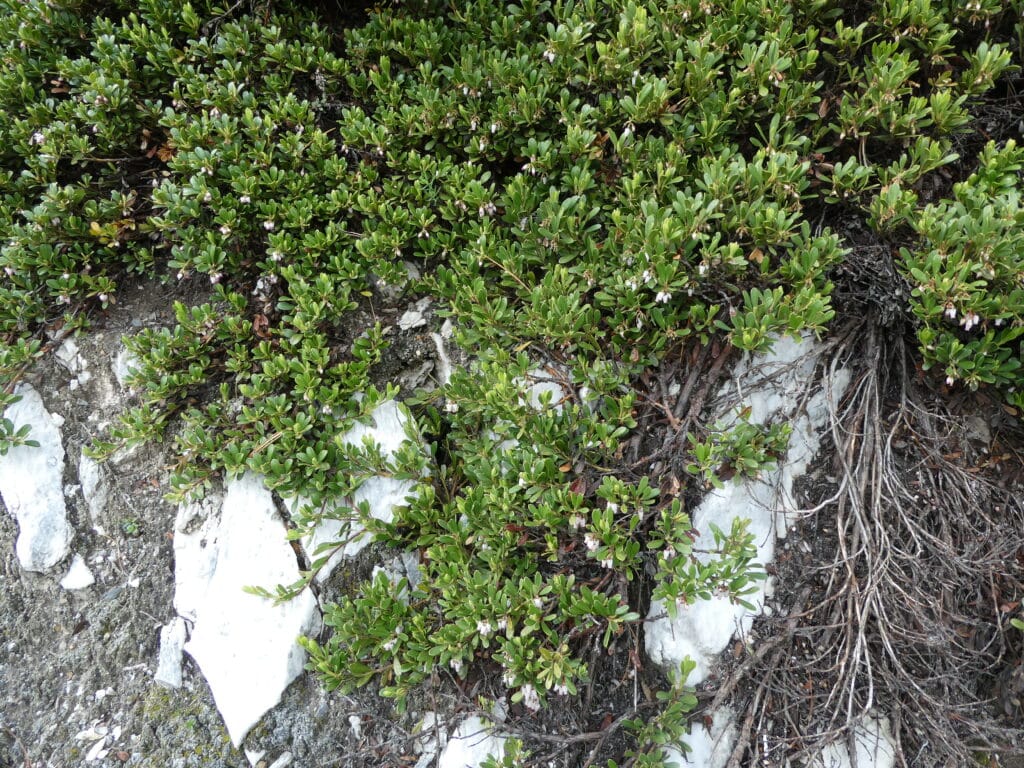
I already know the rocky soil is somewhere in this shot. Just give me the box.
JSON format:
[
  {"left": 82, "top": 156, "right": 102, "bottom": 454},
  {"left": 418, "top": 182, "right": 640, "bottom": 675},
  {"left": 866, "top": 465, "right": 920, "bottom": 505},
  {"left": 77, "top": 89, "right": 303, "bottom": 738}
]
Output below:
[{"left": 0, "top": 277, "right": 453, "bottom": 768}]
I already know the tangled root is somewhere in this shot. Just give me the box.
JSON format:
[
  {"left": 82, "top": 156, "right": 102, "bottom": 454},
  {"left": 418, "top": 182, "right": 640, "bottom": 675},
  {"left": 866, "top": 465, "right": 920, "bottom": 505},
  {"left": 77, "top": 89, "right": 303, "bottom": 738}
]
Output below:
[{"left": 717, "top": 320, "right": 1024, "bottom": 767}]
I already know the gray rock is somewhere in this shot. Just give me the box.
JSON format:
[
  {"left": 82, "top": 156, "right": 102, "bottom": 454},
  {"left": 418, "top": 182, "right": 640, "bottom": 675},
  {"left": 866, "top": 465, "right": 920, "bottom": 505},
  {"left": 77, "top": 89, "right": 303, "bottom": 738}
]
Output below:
[{"left": 0, "top": 385, "right": 72, "bottom": 572}]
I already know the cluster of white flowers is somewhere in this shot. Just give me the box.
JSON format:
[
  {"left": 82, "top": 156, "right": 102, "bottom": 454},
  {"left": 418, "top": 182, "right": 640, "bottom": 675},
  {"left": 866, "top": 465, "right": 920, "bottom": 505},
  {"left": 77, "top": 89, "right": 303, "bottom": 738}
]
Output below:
[
  {"left": 655, "top": 290, "right": 672, "bottom": 304},
  {"left": 553, "top": 683, "right": 570, "bottom": 696},
  {"left": 520, "top": 683, "right": 541, "bottom": 712},
  {"left": 477, "top": 619, "right": 493, "bottom": 638},
  {"left": 30, "top": 131, "right": 45, "bottom": 145},
  {"left": 960, "top": 310, "right": 980, "bottom": 331},
  {"left": 583, "top": 532, "right": 600, "bottom": 551},
  {"left": 568, "top": 513, "right": 585, "bottom": 530}
]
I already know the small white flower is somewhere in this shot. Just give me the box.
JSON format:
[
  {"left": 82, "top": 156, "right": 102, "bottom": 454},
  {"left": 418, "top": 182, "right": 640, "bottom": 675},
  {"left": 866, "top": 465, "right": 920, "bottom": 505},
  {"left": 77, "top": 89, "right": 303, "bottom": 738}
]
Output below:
[
  {"left": 98, "top": 293, "right": 108, "bottom": 302},
  {"left": 209, "top": 272, "right": 222, "bottom": 284},
  {"left": 30, "top": 131, "right": 45, "bottom": 145},
  {"left": 382, "top": 638, "right": 396, "bottom": 652},
  {"left": 543, "top": 49, "right": 556, "bottom": 63},
  {"left": 490, "top": 123, "right": 498, "bottom": 134},
  {"left": 520, "top": 683, "right": 541, "bottom": 712},
  {"left": 239, "top": 195, "right": 251, "bottom": 204},
  {"left": 219, "top": 225, "right": 231, "bottom": 236},
  {"left": 269, "top": 250, "right": 283, "bottom": 262},
  {"left": 584, "top": 532, "right": 600, "bottom": 552},
  {"left": 532, "top": 597, "right": 545, "bottom": 609},
  {"left": 655, "top": 290, "right": 672, "bottom": 304},
  {"left": 600, "top": 557, "right": 614, "bottom": 569},
  {"left": 625, "top": 279, "right": 638, "bottom": 291},
  {"left": 444, "top": 399, "right": 459, "bottom": 413},
  {"left": 944, "top": 304, "right": 956, "bottom": 320},
  {"left": 450, "top": 658, "right": 463, "bottom": 674},
  {"left": 945, "top": 375, "right": 955, "bottom": 386},
  {"left": 263, "top": 220, "right": 275, "bottom": 231},
  {"left": 496, "top": 618, "right": 507, "bottom": 631},
  {"left": 477, "top": 619, "right": 493, "bottom": 637},
  {"left": 554, "top": 683, "right": 570, "bottom": 696},
  {"left": 503, "top": 669, "right": 516, "bottom": 686},
  {"left": 568, "top": 514, "right": 585, "bottom": 530},
  {"left": 203, "top": 191, "right": 212, "bottom": 203}
]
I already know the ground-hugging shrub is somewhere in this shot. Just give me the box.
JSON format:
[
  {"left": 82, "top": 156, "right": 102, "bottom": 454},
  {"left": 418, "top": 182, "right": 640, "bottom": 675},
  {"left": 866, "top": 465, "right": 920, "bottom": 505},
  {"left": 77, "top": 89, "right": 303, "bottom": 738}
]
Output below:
[
  {"left": 0, "top": 0, "right": 1021, "bottom": 763},
  {"left": 901, "top": 140, "right": 1024, "bottom": 402}
]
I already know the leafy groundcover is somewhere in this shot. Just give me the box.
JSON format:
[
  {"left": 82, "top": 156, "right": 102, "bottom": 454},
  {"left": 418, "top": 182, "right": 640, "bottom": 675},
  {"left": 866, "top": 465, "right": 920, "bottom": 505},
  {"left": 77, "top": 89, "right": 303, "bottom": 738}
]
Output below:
[{"left": 1, "top": 0, "right": 1023, "bottom": 764}]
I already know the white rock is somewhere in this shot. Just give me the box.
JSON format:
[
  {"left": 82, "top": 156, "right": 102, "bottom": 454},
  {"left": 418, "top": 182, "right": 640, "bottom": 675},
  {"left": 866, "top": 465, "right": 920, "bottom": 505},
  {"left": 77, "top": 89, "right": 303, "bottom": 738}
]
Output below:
[
  {"left": 437, "top": 716, "right": 507, "bottom": 768},
  {"left": 268, "top": 752, "right": 293, "bottom": 768},
  {"left": 398, "top": 297, "right": 432, "bottom": 330},
  {"left": 154, "top": 617, "right": 188, "bottom": 688},
  {"left": 78, "top": 450, "right": 110, "bottom": 529},
  {"left": 645, "top": 336, "right": 851, "bottom": 683},
  {"left": 244, "top": 748, "right": 265, "bottom": 766},
  {"left": 84, "top": 738, "right": 108, "bottom": 762},
  {"left": 177, "top": 473, "right": 321, "bottom": 747},
  {"left": 60, "top": 554, "right": 95, "bottom": 590},
  {"left": 55, "top": 337, "right": 84, "bottom": 374},
  {"left": 414, "top": 712, "right": 446, "bottom": 755},
  {"left": 806, "top": 715, "right": 897, "bottom": 768},
  {"left": 522, "top": 369, "right": 566, "bottom": 413},
  {"left": 288, "top": 401, "right": 422, "bottom": 583},
  {"left": 664, "top": 708, "right": 736, "bottom": 768},
  {"left": 112, "top": 346, "right": 140, "bottom": 389},
  {"left": 0, "top": 385, "right": 72, "bottom": 572},
  {"left": 430, "top": 332, "right": 453, "bottom": 386}
]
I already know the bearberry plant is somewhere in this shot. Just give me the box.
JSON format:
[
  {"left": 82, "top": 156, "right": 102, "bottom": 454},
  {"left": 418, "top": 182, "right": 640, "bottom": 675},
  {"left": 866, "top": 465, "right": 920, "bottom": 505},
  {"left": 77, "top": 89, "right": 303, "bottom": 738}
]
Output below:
[{"left": 1, "top": 0, "right": 1022, "bottom": 764}]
